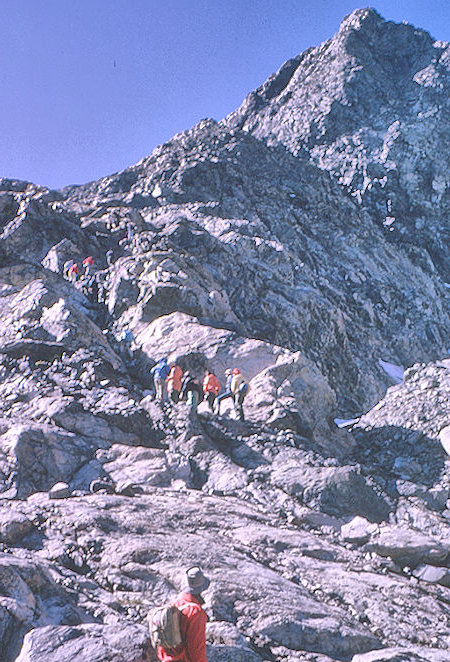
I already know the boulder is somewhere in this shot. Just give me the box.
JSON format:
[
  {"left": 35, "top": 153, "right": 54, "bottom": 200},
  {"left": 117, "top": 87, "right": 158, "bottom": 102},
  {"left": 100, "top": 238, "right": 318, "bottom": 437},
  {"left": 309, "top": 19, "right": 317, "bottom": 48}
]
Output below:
[
  {"left": 15, "top": 623, "right": 154, "bottom": 662},
  {"left": 258, "top": 613, "right": 381, "bottom": 659},
  {"left": 135, "top": 313, "right": 339, "bottom": 443},
  {"left": 366, "top": 526, "right": 450, "bottom": 567},
  {"left": 42, "top": 239, "right": 81, "bottom": 275},
  {"left": 271, "top": 462, "right": 391, "bottom": 523},
  {"left": 49, "top": 482, "right": 70, "bottom": 500},
  {"left": 0, "top": 512, "right": 35, "bottom": 545},
  {"left": 341, "top": 517, "right": 378, "bottom": 544},
  {"left": 0, "top": 423, "right": 91, "bottom": 499},
  {"left": 413, "top": 564, "right": 450, "bottom": 587}
]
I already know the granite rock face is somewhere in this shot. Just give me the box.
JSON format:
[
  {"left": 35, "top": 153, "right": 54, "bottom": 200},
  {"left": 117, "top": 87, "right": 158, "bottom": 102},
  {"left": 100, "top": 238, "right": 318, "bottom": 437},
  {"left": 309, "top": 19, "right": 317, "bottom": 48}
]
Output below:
[{"left": 1, "top": 8, "right": 450, "bottom": 662}]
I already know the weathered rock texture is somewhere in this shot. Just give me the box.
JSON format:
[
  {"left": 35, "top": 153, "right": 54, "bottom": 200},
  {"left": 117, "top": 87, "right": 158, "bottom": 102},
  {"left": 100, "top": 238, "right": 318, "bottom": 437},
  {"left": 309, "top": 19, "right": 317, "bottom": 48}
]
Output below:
[
  {"left": 227, "top": 8, "right": 450, "bottom": 283},
  {"left": 0, "top": 7, "right": 449, "bottom": 662}
]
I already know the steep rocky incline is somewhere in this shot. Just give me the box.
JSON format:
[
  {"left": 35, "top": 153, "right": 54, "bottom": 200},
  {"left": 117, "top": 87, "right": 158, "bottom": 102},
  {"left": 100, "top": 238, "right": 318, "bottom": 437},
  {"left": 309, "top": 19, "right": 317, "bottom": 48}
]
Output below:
[
  {"left": 0, "top": 7, "right": 450, "bottom": 662},
  {"left": 3, "top": 117, "right": 448, "bottom": 413}
]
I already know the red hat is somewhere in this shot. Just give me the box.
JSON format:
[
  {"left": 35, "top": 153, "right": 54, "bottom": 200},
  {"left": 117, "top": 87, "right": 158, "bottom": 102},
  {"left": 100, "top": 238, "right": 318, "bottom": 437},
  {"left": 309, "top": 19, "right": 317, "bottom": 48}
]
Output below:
[{"left": 232, "top": 368, "right": 241, "bottom": 374}]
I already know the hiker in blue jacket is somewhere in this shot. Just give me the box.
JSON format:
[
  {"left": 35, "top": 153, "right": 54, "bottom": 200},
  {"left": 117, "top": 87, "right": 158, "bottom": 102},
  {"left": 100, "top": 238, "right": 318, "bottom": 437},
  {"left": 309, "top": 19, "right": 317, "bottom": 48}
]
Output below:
[
  {"left": 151, "top": 358, "right": 170, "bottom": 402},
  {"left": 214, "top": 368, "right": 234, "bottom": 414}
]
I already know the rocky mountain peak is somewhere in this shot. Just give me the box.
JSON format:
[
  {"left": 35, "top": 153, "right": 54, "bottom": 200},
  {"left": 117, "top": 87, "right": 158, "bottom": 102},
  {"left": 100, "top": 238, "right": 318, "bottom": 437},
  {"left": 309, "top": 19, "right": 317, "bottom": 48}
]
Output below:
[
  {"left": 226, "top": 9, "right": 450, "bottom": 282},
  {"left": 336, "top": 7, "right": 437, "bottom": 82},
  {"left": 339, "top": 7, "right": 384, "bottom": 30},
  {"left": 337, "top": 6, "right": 431, "bottom": 44}
]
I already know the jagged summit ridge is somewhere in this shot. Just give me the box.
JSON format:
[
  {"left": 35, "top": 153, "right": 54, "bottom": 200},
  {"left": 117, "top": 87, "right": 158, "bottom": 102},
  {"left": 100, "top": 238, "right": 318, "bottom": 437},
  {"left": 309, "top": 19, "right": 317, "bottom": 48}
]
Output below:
[
  {"left": 226, "top": 8, "right": 450, "bottom": 281},
  {"left": 226, "top": 7, "right": 441, "bottom": 140}
]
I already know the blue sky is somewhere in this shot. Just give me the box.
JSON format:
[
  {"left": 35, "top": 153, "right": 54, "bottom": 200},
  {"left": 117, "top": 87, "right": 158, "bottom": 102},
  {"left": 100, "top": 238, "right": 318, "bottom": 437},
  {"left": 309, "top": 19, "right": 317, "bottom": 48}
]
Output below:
[{"left": 1, "top": 0, "right": 448, "bottom": 189}]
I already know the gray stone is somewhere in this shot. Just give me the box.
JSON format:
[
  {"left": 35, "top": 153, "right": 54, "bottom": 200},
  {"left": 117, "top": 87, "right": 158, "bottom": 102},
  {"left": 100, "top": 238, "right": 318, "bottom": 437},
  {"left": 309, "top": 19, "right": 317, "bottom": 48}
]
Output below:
[
  {"left": 48, "top": 482, "right": 70, "bottom": 500},
  {"left": 393, "top": 457, "right": 423, "bottom": 480},
  {"left": 271, "top": 462, "right": 391, "bottom": 523},
  {"left": 341, "top": 517, "right": 378, "bottom": 544},
  {"left": 413, "top": 564, "right": 450, "bottom": 587},
  {"left": 15, "top": 623, "right": 154, "bottom": 662},
  {"left": 90, "top": 479, "right": 116, "bottom": 494},
  {"left": 0, "top": 512, "right": 34, "bottom": 545},
  {"left": 366, "top": 526, "right": 450, "bottom": 567}
]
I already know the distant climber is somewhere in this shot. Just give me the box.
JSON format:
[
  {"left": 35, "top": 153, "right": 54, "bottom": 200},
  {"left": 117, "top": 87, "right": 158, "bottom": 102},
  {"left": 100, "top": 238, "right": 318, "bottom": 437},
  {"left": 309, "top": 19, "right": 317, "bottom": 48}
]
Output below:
[
  {"left": 68, "top": 263, "right": 79, "bottom": 283},
  {"left": 215, "top": 368, "right": 234, "bottom": 414},
  {"left": 167, "top": 364, "right": 183, "bottom": 403},
  {"left": 63, "top": 258, "right": 74, "bottom": 278},
  {"left": 106, "top": 249, "right": 114, "bottom": 266},
  {"left": 179, "top": 372, "right": 203, "bottom": 412},
  {"left": 151, "top": 358, "right": 171, "bottom": 402},
  {"left": 230, "top": 368, "right": 250, "bottom": 421},
  {"left": 82, "top": 256, "right": 94, "bottom": 276},
  {"left": 150, "top": 566, "right": 210, "bottom": 662},
  {"left": 203, "top": 369, "right": 221, "bottom": 412},
  {"left": 120, "top": 329, "right": 135, "bottom": 360}
]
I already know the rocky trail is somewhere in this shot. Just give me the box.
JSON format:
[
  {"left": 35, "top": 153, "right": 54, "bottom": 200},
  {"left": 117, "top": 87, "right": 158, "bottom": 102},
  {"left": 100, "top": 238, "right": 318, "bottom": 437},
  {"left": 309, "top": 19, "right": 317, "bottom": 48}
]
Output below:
[{"left": 0, "top": 8, "right": 449, "bottom": 662}]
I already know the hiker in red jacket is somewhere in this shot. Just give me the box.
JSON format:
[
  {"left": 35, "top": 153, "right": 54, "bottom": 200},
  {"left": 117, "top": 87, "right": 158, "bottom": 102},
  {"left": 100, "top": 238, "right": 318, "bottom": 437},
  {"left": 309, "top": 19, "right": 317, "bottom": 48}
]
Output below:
[
  {"left": 202, "top": 369, "right": 220, "bottom": 412},
  {"left": 68, "top": 263, "right": 79, "bottom": 283},
  {"left": 82, "top": 255, "right": 94, "bottom": 276},
  {"left": 157, "top": 566, "right": 210, "bottom": 662}
]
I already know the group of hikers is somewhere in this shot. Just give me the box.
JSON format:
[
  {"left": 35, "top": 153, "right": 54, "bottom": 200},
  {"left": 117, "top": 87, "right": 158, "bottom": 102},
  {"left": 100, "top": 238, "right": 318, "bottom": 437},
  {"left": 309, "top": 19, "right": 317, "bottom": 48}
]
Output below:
[
  {"left": 150, "top": 357, "right": 250, "bottom": 421},
  {"left": 63, "top": 255, "right": 95, "bottom": 282},
  {"left": 62, "top": 227, "right": 132, "bottom": 284},
  {"left": 60, "top": 252, "right": 250, "bottom": 421}
]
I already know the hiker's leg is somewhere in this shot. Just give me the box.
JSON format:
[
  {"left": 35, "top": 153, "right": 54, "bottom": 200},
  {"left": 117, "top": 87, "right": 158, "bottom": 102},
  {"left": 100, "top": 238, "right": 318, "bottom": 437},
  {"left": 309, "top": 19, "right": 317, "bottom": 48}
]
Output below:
[
  {"left": 238, "top": 394, "right": 245, "bottom": 421},
  {"left": 216, "top": 391, "right": 231, "bottom": 414},
  {"left": 155, "top": 378, "right": 163, "bottom": 401}
]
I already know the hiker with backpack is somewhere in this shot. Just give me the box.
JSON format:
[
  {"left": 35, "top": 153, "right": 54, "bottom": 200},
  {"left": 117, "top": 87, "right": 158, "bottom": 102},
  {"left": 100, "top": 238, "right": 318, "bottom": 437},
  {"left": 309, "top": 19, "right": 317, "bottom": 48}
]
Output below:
[
  {"left": 230, "top": 368, "right": 250, "bottom": 421},
  {"left": 63, "top": 259, "right": 74, "bottom": 278},
  {"left": 120, "top": 328, "right": 135, "bottom": 360},
  {"left": 149, "top": 566, "right": 210, "bottom": 662},
  {"left": 202, "top": 369, "right": 221, "bottom": 412},
  {"left": 68, "top": 262, "right": 79, "bottom": 283},
  {"left": 82, "top": 255, "right": 94, "bottom": 276},
  {"left": 214, "top": 368, "right": 234, "bottom": 415},
  {"left": 179, "top": 372, "right": 203, "bottom": 412},
  {"left": 151, "top": 358, "right": 171, "bottom": 402},
  {"left": 167, "top": 364, "right": 183, "bottom": 403}
]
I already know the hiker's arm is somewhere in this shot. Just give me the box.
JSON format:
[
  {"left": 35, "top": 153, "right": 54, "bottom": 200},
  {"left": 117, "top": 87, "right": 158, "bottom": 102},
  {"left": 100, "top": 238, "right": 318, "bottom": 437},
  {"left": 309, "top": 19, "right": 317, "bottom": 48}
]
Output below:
[{"left": 186, "top": 608, "right": 207, "bottom": 662}]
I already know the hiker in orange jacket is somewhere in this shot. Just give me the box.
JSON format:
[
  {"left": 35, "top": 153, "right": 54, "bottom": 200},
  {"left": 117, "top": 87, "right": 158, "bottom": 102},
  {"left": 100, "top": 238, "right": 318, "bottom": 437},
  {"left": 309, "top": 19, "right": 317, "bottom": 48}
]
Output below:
[
  {"left": 202, "top": 369, "right": 221, "bottom": 412},
  {"left": 157, "top": 566, "right": 210, "bottom": 662},
  {"left": 167, "top": 364, "right": 183, "bottom": 403}
]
